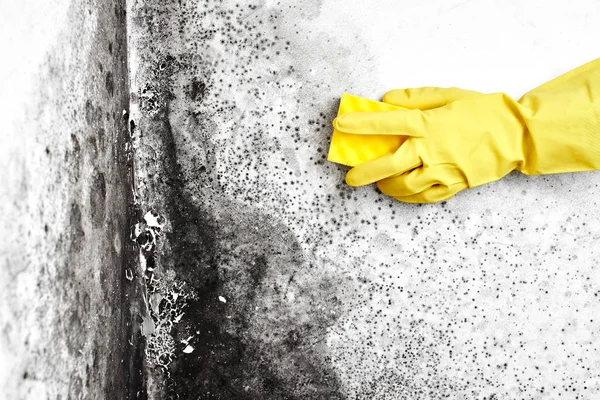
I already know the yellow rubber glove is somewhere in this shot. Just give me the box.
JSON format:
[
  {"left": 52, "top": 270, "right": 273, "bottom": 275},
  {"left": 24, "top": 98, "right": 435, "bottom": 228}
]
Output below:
[
  {"left": 329, "top": 58, "right": 600, "bottom": 203},
  {"left": 328, "top": 94, "right": 407, "bottom": 166}
]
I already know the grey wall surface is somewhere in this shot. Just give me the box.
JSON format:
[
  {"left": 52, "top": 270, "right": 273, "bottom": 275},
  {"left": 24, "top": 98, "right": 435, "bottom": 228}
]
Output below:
[
  {"left": 3, "top": 0, "right": 600, "bottom": 399},
  {"left": 0, "top": 0, "right": 144, "bottom": 398}
]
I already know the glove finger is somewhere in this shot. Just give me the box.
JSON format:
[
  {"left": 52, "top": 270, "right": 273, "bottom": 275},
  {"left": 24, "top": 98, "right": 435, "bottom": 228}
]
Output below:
[
  {"left": 378, "top": 164, "right": 467, "bottom": 197},
  {"left": 332, "top": 109, "right": 432, "bottom": 137},
  {"left": 382, "top": 87, "right": 481, "bottom": 109},
  {"left": 394, "top": 182, "right": 467, "bottom": 204},
  {"left": 345, "top": 140, "right": 421, "bottom": 187},
  {"left": 377, "top": 167, "right": 440, "bottom": 197}
]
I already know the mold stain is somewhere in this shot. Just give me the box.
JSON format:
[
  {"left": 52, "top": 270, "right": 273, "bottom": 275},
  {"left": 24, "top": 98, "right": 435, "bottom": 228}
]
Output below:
[
  {"left": 128, "top": 0, "right": 363, "bottom": 398},
  {"left": 90, "top": 170, "right": 107, "bottom": 227},
  {"left": 124, "top": 0, "right": 600, "bottom": 398},
  {"left": 69, "top": 202, "right": 85, "bottom": 252},
  {"left": 106, "top": 71, "right": 115, "bottom": 97},
  {"left": 187, "top": 78, "right": 206, "bottom": 102},
  {"left": 139, "top": 108, "right": 345, "bottom": 399}
]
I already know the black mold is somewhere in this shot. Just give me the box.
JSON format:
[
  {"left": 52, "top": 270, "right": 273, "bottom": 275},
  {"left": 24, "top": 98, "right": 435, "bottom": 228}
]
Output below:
[
  {"left": 69, "top": 202, "right": 85, "bottom": 252},
  {"left": 131, "top": 1, "right": 352, "bottom": 398},
  {"left": 129, "top": 119, "right": 136, "bottom": 135},
  {"left": 187, "top": 78, "right": 206, "bottom": 102},
  {"left": 141, "top": 103, "right": 344, "bottom": 399},
  {"left": 97, "top": 127, "right": 107, "bottom": 152},
  {"left": 106, "top": 72, "right": 115, "bottom": 96},
  {"left": 90, "top": 170, "right": 107, "bottom": 227}
]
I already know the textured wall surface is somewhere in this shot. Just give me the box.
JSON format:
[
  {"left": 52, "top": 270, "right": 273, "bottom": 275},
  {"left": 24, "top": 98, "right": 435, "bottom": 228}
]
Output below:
[
  {"left": 0, "top": 0, "right": 144, "bottom": 398},
  {"left": 3, "top": 0, "right": 600, "bottom": 398},
  {"left": 127, "top": 0, "right": 600, "bottom": 399}
]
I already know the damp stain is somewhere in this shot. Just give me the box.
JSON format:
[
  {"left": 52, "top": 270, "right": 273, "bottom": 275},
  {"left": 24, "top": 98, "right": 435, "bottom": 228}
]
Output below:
[
  {"left": 69, "top": 202, "right": 85, "bottom": 252},
  {"left": 129, "top": 0, "right": 367, "bottom": 398},
  {"left": 106, "top": 71, "right": 115, "bottom": 97},
  {"left": 90, "top": 170, "right": 107, "bottom": 227},
  {"left": 140, "top": 107, "right": 345, "bottom": 399},
  {"left": 187, "top": 78, "right": 206, "bottom": 102},
  {"left": 85, "top": 99, "right": 103, "bottom": 126}
]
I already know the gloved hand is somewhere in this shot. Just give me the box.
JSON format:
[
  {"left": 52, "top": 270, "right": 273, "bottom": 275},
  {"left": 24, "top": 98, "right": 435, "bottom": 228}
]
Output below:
[{"left": 329, "top": 58, "right": 600, "bottom": 203}]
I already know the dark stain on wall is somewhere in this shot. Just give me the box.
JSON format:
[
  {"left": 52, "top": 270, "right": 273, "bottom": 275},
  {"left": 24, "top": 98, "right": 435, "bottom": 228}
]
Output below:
[
  {"left": 69, "top": 202, "right": 85, "bottom": 252},
  {"left": 187, "top": 78, "right": 206, "bottom": 102},
  {"left": 141, "top": 103, "right": 344, "bottom": 399},
  {"left": 106, "top": 71, "right": 115, "bottom": 97},
  {"left": 23, "top": 0, "right": 146, "bottom": 398},
  {"left": 129, "top": 0, "right": 353, "bottom": 398},
  {"left": 90, "top": 170, "right": 107, "bottom": 227}
]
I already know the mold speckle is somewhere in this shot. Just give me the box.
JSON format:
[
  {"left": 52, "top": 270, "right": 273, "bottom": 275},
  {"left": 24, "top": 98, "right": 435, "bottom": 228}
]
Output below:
[
  {"left": 69, "top": 202, "right": 85, "bottom": 252},
  {"left": 187, "top": 78, "right": 206, "bottom": 102},
  {"left": 106, "top": 72, "right": 115, "bottom": 96},
  {"left": 90, "top": 170, "right": 106, "bottom": 227},
  {"left": 85, "top": 99, "right": 103, "bottom": 126}
]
